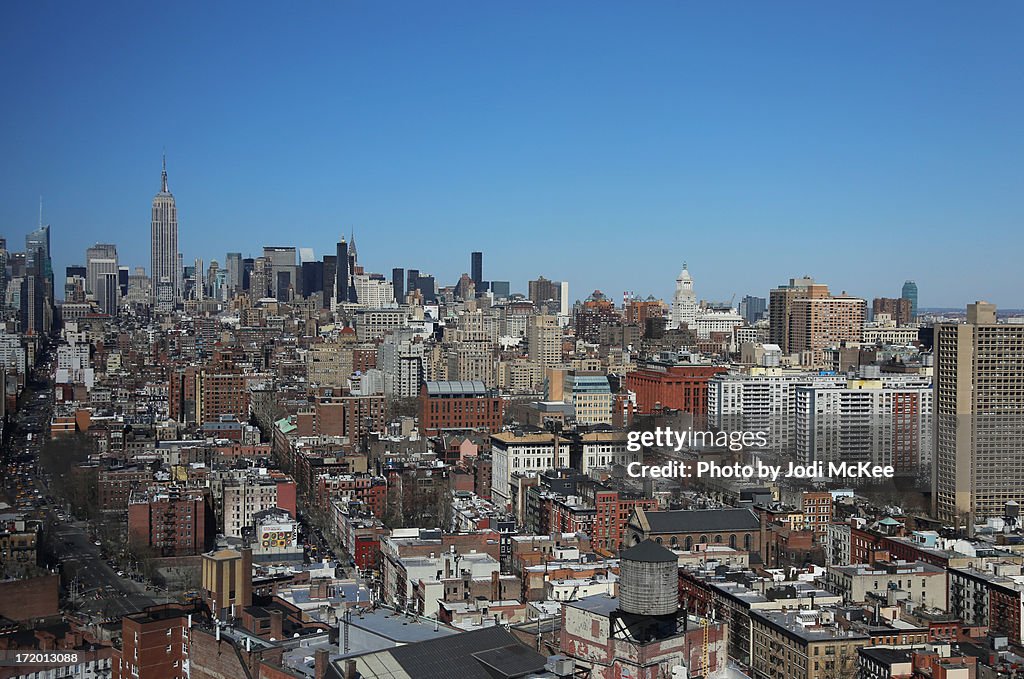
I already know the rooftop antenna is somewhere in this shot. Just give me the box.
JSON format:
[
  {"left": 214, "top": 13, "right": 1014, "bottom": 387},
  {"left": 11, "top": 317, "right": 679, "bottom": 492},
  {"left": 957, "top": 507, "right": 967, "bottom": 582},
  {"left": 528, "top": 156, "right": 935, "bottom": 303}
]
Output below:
[
  {"left": 161, "top": 149, "right": 169, "bottom": 193},
  {"left": 38, "top": 196, "right": 43, "bottom": 228}
]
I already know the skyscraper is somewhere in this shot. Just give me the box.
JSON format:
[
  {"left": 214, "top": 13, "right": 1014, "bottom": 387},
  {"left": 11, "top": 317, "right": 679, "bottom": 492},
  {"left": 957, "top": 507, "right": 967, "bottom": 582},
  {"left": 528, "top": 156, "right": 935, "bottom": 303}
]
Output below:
[
  {"left": 301, "top": 260, "right": 324, "bottom": 299},
  {"left": 901, "top": 280, "right": 918, "bottom": 321},
  {"left": 768, "top": 277, "right": 827, "bottom": 353},
  {"left": 96, "top": 271, "right": 119, "bottom": 315},
  {"left": 789, "top": 294, "right": 866, "bottom": 367},
  {"left": 406, "top": 269, "right": 419, "bottom": 300},
  {"left": 471, "top": 251, "right": 483, "bottom": 291},
  {"left": 118, "top": 266, "right": 129, "bottom": 297},
  {"left": 392, "top": 267, "right": 405, "bottom": 304},
  {"left": 226, "top": 252, "right": 242, "bottom": 294},
  {"left": 25, "top": 223, "right": 52, "bottom": 301},
  {"left": 151, "top": 155, "right": 179, "bottom": 307},
  {"left": 242, "top": 257, "right": 255, "bottom": 292},
  {"left": 85, "top": 244, "right": 118, "bottom": 297},
  {"left": 322, "top": 255, "right": 336, "bottom": 309},
  {"left": 528, "top": 276, "right": 559, "bottom": 307},
  {"left": 933, "top": 302, "right": 1024, "bottom": 528},
  {"left": 738, "top": 295, "right": 767, "bottom": 325},
  {"left": 670, "top": 264, "right": 696, "bottom": 330},
  {"left": 335, "top": 238, "right": 356, "bottom": 305}
]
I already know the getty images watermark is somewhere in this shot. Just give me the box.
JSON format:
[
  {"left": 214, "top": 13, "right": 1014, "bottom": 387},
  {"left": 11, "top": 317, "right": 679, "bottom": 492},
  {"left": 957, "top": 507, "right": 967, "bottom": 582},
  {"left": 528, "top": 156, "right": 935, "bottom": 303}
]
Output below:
[{"left": 625, "top": 427, "right": 895, "bottom": 480}]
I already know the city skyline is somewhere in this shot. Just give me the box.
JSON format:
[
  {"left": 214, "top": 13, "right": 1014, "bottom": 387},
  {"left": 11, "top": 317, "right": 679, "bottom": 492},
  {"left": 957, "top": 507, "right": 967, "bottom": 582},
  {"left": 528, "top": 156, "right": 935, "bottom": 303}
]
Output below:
[
  {"left": 3, "top": 2, "right": 1023, "bottom": 307},
  {"left": 8, "top": 157, "right": 1017, "bottom": 312}
]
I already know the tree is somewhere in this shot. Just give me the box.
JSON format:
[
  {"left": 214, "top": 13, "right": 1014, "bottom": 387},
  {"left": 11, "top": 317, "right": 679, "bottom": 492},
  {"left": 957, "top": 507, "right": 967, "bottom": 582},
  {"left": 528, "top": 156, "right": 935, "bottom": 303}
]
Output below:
[{"left": 39, "top": 434, "right": 98, "bottom": 518}]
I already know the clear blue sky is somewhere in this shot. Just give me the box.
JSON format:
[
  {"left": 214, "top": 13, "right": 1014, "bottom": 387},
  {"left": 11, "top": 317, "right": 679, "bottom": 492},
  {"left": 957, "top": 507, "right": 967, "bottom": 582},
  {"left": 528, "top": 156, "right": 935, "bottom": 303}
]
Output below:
[{"left": 1, "top": 2, "right": 1022, "bottom": 308}]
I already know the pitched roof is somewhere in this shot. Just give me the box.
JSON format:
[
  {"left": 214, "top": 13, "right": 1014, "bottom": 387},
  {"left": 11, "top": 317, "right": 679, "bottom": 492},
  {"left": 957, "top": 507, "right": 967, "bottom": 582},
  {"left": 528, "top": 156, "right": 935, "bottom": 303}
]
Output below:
[
  {"left": 620, "top": 539, "right": 676, "bottom": 563},
  {"left": 642, "top": 508, "right": 761, "bottom": 534}
]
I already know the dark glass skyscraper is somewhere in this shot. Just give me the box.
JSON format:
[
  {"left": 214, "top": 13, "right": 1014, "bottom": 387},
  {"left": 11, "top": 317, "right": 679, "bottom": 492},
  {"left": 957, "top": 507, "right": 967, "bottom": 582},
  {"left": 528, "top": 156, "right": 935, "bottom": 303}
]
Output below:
[
  {"left": 901, "top": 280, "right": 918, "bottom": 320},
  {"left": 302, "top": 261, "right": 324, "bottom": 299},
  {"left": 392, "top": 267, "right": 404, "bottom": 304},
  {"left": 322, "top": 255, "right": 337, "bottom": 309},
  {"left": 471, "top": 251, "right": 483, "bottom": 290},
  {"left": 336, "top": 239, "right": 351, "bottom": 304},
  {"left": 407, "top": 269, "right": 419, "bottom": 298},
  {"left": 242, "top": 258, "right": 255, "bottom": 291}
]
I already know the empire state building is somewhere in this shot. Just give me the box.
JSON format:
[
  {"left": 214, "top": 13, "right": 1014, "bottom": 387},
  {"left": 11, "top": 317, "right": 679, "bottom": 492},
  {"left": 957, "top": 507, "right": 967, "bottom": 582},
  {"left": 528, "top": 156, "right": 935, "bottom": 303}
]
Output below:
[{"left": 151, "top": 155, "right": 179, "bottom": 307}]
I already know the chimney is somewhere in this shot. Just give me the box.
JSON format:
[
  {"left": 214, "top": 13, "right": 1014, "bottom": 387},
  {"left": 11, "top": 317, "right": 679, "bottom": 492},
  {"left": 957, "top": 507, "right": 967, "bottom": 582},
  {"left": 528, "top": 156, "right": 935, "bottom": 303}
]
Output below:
[
  {"left": 270, "top": 609, "right": 284, "bottom": 641},
  {"left": 314, "top": 648, "right": 329, "bottom": 679},
  {"left": 345, "top": 659, "right": 357, "bottom": 679},
  {"left": 491, "top": 571, "right": 500, "bottom": 601}
]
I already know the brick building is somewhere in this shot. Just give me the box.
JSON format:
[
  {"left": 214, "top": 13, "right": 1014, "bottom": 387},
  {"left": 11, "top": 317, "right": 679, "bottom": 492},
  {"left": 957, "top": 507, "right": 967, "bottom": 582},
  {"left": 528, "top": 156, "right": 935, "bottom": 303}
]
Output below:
[
  {"left": 624, "top": 360, "right": 727, "bottom": 417},
  {"left": 97, "top": 466, "right": 154, "bottom": 511},
  {"left": 419, "top": 380, "right": 504, "bottom": 436},
  {"left": 112, "top": 603, "right": 199, "bottom": 679},
  {"left": 127, "top": 486, "right": 212, "bottom": 557},
  {"left": 592, "top": 488, "right": 658, "bottom": 555}
]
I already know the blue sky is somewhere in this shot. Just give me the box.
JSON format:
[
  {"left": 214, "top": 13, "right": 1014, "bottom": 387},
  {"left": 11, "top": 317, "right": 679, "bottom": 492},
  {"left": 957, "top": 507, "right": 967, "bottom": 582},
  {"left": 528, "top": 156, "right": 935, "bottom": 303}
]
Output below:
[{"left": 1, "top": 2, "right": 1022, "bottom": 308}]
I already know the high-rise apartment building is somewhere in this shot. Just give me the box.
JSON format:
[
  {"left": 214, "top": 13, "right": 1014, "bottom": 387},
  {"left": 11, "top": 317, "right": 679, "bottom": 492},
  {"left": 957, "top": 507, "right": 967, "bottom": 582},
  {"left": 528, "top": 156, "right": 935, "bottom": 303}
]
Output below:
[
  {"left": 151, "top": 156, "right": 179, "bottom": 307},
  {"left": 528, "top": 276, "right": 560, "bottom": 307},
  {"left": 527, "top": 314, "right": 561, "bottom": 366},
  {"left": 933, "top": 302, "right": 1024, "bottom": 527},
  {"left": 768, "top": 276, "right": 827, "bottom": 353},
  {"left": 794, "top": 375, "right": 932, "bottom": 475},
  {"left": 872, "top": 297, "right": 912, "bottom": 325},
  {"left": 789, "top": 295, "right": 866, "bottom": 366}
]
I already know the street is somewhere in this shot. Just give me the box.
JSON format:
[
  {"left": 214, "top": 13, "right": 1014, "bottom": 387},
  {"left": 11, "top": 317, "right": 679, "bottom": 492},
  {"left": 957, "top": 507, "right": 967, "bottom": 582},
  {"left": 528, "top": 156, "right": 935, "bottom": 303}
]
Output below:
[{"left": 2, "top": 340, "right": 167, "bottom": 620}]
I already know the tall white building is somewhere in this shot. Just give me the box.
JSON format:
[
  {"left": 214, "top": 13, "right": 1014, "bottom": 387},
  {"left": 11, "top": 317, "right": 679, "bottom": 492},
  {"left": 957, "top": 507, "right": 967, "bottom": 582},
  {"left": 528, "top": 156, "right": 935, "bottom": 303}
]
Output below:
[
  {"left": 708, "top": 370, "right": 848, "bottom": 453},
  {"left": 354, "top": 274, "right": 396, "bottom": 309},
  {"left": 85, "top": 243, "right": 118, "bottom": 297},
  {"left": 151, "top": 155, "right": 179, "bottom": 307},
  {"left": 794, "top": 375, "right": 933, "bottom": 476},
  {"left": 490, "top": 432, "right": 570, "bottom": 507},
  {"left": 527, "top": 314, "right": 562, "bottom": 366},
  {"left": 694, "top": 308, "right": 744, "bottom": 340},
  {"left": 671, "top": 264, "right": 697, "bottom": 330},
  {"left": 378, "top": 330, "right": 426, "bottom": 398}
]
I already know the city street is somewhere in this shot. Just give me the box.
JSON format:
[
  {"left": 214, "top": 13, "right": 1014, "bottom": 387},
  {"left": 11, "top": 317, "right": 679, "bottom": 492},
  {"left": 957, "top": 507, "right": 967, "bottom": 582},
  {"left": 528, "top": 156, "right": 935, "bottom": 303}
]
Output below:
[{"left": 2, "top": 341, "right": 168, "bottom": 620}]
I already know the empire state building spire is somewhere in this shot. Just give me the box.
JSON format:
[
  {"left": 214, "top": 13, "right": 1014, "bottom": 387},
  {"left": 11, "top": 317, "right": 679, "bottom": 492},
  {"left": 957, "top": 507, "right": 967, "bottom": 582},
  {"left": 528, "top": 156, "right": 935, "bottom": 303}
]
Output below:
[{"left": 161, "top": 151, "right": 169, "bottom": 193}]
